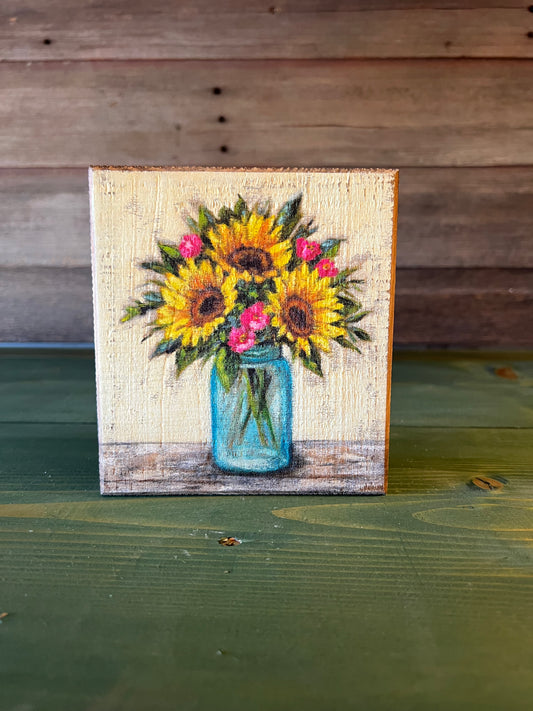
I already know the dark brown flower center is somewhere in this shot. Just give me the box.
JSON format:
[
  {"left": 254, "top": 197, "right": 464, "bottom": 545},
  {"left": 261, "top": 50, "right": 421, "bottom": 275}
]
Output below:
[
  {"left": 283, "top": 295, "right": 314, "bottom": 338},
  {"left": 190, "top": 287, "right": 225, "bottom": 326},
  {"left": 229, "top": 247, "right": 273, "bottom": 276}
]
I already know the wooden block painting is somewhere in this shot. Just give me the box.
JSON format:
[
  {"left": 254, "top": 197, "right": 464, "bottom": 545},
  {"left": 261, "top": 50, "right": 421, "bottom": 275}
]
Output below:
[{"left": 90, "top": 168, "right": 398, "bottom": 495}]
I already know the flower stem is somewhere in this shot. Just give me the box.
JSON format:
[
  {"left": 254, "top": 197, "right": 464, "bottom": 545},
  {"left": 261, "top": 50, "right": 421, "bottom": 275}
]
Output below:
[
  {"left": 245, "top": 368, "right": 268, "bottom": 446},
  {"left": 227, "top": 376, "right": 246, "bottom": 451}
]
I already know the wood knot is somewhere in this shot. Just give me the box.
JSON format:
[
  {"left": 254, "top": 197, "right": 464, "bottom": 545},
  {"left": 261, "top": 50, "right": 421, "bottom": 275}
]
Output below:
[
  {"left": 493, "top": 366, "right": 518, "bottom": 380},
  {"left": 219, "top": 536, "right": 241, "bottom": 546},
  {"left": 470, "top": 476, "right": 505, "bottom": 491}
]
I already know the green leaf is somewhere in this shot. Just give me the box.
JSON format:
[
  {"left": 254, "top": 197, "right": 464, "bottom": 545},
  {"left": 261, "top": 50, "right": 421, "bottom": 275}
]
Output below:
[
  {"left": 186, "top": 217, "right": 200, "bottom": 234},
  {"left": 121, "top": 295, "right": 161, "bottom": 323},
  {"left": 151, "top": 339, "right": 181, "bottom": 358},
  {"left": 197, "top": 205, "right": 217, "bottom": 233},
  {"left": 141, "top": 261, "right": 168, "bottom": 275},
  {"left": 346, "top": 310, "right": 369, "bottom": 323},
  {"left": 348, "top": 327, "right": 371, "bottom": 342},
  {"left": 218, "top": 206, "right": 233, "bottom": 224},
  {"left": 332, "top": 267, "right": 359, "bottom": 286},
  {"left": 299, "top": 341, "right": 323, "bottom": 377},
  {"left": 142, "top": 291, "right": 164, "bottom": 306},
  {"left": 300, "top": 353, "right": 323, "bottom": 377},
  {"left": 292, "top": 225, "right": 310, "bottom": 241},
  {"left": 233, "top": 196, "right": 248, "bottom": 218},
  {"left": 120, "top": 304, "right": 142, "bottom": 322},
  {"left": 158, "top": 243, "right": 182, "bottom": 260},
  {"left": 320, "top": 238, "right": 343, "bottom": 259},
  {"left": 198, "top": 338, "right": 221, "bottom": 367},
  {"left": 275, "top": 194, "right": 302, "bottom": 226},
  {"left": 274, "top": 194, "right": 303, "bottom": 240},
  {"left": 255, "top": 200, "right": 271, "bottom": 217},
  {"left": 141, "top": 325, "right": 164, "bottom": 343},
  {"left": 143, "top": 277, "right": 165, "bottom": 288},
  {"left": 342, "top": 302, "right": 364, "bottom": 319},
  {"left": 334, "top": 335, "right": 360, "bottom": 352},
  {"left": 157, "top": 244, "right": 183, "bottom": 273},
  {"left": 175, "top": 346, "right": 199, "bottom": 377},
  {"left": 215, "top": 347, "right": 240, "bottom": 392}
]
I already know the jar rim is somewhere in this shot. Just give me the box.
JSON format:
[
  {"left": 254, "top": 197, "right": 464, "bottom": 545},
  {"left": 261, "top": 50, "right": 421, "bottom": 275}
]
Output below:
[{"left": 239, "top": 343, "right": 282, "bottom": 364}]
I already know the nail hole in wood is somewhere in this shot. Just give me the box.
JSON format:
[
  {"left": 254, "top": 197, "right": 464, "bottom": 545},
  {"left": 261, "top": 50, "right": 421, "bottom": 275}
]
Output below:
[
  {"left": 218, "top": 115, "right": 226, "bottom": 123},
  {"left": 527, "top": 31, "right": 533, "bottom": 38},
  {"left": 212, "top": 87, "right": 222, "bottom": 95},
  {"left": 528, "top": 5, "right": 533, "bottom": 12},
  {"left": 269, "top": 5, "right": 280, "bottom": 13},
  {"left": 220, "top": 145, "right": 228, "bottom": 153},
  {"left": 43, "top": 38, "right": 52, "bottom": 45}
]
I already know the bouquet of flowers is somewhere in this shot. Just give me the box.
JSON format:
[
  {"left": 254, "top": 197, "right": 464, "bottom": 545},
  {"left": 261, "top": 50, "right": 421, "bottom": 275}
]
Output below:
[{"left": 122, "top": 194, "right": 369, "bottom": 456}]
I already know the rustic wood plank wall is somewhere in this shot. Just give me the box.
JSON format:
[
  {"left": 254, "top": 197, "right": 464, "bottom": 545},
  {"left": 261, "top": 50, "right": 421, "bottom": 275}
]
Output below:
[{"left": 1, "top": 0, "right": 532, "bottom": 344}]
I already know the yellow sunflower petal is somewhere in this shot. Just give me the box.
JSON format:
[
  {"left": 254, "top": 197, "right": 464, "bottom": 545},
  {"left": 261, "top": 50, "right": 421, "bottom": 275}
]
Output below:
[
  {"left": 267, "top": 262, "right": 347, "bottom": 356},
  {"left": 155, "top": 259, "right": 237, "bottom": 347}
]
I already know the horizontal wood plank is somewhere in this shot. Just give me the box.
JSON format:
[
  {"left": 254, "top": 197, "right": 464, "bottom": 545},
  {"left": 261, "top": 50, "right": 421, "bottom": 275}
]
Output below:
[
  {"left": 2, "top": 349, "right": 532, "bottom": 429},
  {"left": 100, "top": 441, "right": 386, "bottom": 495},
  {"left": 398, "top": 167, "right": 533, "bottom": 268},
  {"left": 1, "top": 60, "right": 532, "bottom": 168},
  {"left": 1, "top": 266, "right": 531, "bottom": 344},
  {"left": 0, "top": 266, "right": 94, "bottom": 342},
  {"left": 395, "top": 268, "right": 533, "bottom": 345},
  {"left": 1, "top": 423, "right": 533, "bottom": 709},
  {"left": 0, "top": 169, "right": 90, "bottom": 267},
  {"left": 3, "top": 167, "right": 533, "bottom": 269},
  {"left": 1, "top": 1, "right": 532, "bottom": 60},
  {"left": 1, "top": 351, "right": 532, "bottom": 708}
]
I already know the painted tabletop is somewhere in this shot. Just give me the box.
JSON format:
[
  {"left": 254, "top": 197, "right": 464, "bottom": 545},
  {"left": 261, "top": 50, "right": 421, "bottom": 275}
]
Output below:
[{"left": 1, "top": 350, "right": 532, "bottom": 711}]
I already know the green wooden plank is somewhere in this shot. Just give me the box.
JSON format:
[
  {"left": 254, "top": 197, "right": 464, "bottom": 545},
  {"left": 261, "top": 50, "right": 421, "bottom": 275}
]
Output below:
[
  {"left": 0, "top": 350, "right": 532, "bottom": 710},
  {"left": 0, "top": 423, "right": 98, "bottom": 492},
  {"left": 0, "top": 350, "right": 96, "bottom": 423},
  {"left": 392, "top": 353, "right": 533, "bottom": 428},
  {"left": 0, "top": 479, "right": 532, "bottom": 710},
  {"left": 1, "top": 422, "right": 531, "bottom": 496},
  {"left": 1, "top": 349, "right": 532, "bottom": 428}
]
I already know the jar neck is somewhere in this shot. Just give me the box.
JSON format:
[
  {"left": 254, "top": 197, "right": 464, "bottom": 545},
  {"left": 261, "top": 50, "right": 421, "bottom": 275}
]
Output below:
[{"left": 239, "top": 343, "right": 282, "bottom": 364}]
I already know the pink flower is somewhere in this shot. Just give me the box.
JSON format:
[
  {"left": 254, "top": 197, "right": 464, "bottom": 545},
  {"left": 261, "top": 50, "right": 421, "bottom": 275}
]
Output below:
[
  {"left": 296, "top": 238, "right": 322, "bottom": 261},
  {"left": 240, "top": 302, "right": 270, "bottom": 332},
  {"left": 316, "top": 258, "right": 339, "bottom": 278},
  {"left": 179, "top": 233, "right": 202, "bottom": 259},
  {"left": 228, "top": 326, "right": 256, "bottom": 354}
]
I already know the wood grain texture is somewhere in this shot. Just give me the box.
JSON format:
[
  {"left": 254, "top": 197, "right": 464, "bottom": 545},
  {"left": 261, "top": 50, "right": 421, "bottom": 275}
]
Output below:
[
  {"left": 90, "top": 168, "right": 397, "bottom": 494},
  {"left": 3, "top": 167, "right": 532, "bottom": 269},
  {"left": 2, "top": 60, "right": 532, "bottom": 168},
  {"left": 2, "top": 1, "right": 532, "bottom": 60},
  {"left": 2, "top": 266, "right": 531, "bottom": 345},
  {"left": 397, "top": 167, "right": 533, "bottom": 268},
  {"left": 0, "top": 169, "right": 90, "bottom": 267},
  {"left": 395, "top": 268, "right": 533, "bottom": 346},
  {"left": 100, "top": 441, "right": 386, "bottom": 495},
  {"left": 0, "top": 350, "right": 532, "bottom": 711},
  {"left": 0, "top": 266, "right": 93, "bottom": 342},
  {"left": 2, "top": 349, "right": 533, "bottom": 428}
]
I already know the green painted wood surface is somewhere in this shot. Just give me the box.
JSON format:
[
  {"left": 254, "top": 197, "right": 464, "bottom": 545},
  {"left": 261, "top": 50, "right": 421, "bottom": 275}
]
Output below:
[{"left": 1, "top": 350, "right": 532, "bottom": 711}]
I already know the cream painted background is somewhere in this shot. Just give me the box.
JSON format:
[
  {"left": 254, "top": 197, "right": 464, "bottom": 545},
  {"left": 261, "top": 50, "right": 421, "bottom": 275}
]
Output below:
[{"left": 91, "top": 168, "right": 396, "bottom": 446}]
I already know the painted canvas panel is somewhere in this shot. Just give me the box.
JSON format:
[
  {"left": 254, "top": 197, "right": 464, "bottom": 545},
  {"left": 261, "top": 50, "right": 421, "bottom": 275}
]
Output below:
[{"left": 90, "top": 168, "right": 397, "bottom": 495}]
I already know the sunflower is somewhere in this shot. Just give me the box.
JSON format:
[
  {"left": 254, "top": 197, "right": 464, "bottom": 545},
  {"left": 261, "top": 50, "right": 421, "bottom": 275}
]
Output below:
[
  {"left": 207, "top": 212, "right": 291, "bottom": 282},
  {"left": 266, "top": 263, "right": 346, "bottom": 356},
  {"left": 155, "top": 261, "right": 238, "bottom": 347}
]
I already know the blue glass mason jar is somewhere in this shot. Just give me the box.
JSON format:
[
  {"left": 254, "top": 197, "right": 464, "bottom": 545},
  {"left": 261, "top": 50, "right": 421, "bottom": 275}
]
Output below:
[{"left": 211, "top": 343, "right": 292, "bottom": 473}]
